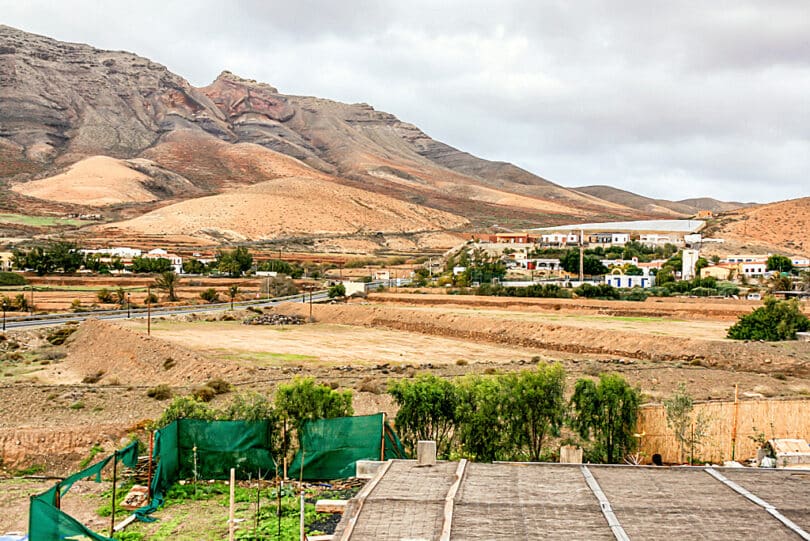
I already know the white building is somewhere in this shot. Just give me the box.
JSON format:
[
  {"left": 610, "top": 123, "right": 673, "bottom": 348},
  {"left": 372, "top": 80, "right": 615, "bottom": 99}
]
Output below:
[
  {"left": 145, "top": 248, "right": 183, "bottom": 274},
  {"left": 605, "top": 273, "right": 655, "bottom": 289},
  {"left": 639, "top": 233, "right": 678, "bottom": 246},
  {"left": 740, "top": 262, "right": 768, "bottom": 277},
  {"left": 682, "top": 249, "right": 700, "bottom": 280},
  {"left": 791, "top": 257, "right": 810, "bottom": 268}
]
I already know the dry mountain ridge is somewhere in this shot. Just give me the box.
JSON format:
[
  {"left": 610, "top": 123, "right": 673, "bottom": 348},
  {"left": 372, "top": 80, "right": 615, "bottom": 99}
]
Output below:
[
  {"left": 0, "top": 25, "right": 764, "bottom": 250},
  {"left": 574, "top": 185, "right": 751, "bottom": 216}
]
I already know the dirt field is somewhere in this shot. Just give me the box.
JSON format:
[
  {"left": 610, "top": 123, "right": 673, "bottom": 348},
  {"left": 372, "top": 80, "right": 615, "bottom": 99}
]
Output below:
[{"left": 2, "top": 291, "right": 810, "bottom": 528}]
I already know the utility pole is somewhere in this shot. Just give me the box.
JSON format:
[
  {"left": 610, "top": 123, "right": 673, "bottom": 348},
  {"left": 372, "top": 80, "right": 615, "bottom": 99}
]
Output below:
[
  {"left": 2, "top": 299, "right": 6, "bottom": 331},
  {"left": 127, "top": 292, "right": 131, "bottom": 319},
  {"left": 579, "top": 231, "right": 585, "bottom": 283},
  {"left": 147, "top": 286, "right": 152, "bottom": 336},
  {"left": 29, "top": 285, "right": 34, "bottom": 315}
]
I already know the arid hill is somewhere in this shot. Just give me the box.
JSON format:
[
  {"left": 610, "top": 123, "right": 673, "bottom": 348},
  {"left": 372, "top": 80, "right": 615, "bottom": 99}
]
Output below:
[
  {"left": 702, "top": 197, "right": 810, "bottom": 257},
  {"left": 575, "top": 185, "right": 750, "bottom": 217}
]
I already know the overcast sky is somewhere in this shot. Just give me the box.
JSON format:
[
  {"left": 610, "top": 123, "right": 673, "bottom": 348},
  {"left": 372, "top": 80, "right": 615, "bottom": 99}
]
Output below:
[{"left": 3, "top": 1, "right": 809, "bottom": 203}]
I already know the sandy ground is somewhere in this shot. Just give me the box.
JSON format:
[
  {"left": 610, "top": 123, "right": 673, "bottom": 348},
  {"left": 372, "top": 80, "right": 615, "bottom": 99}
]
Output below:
[{"left": 10, "top": 156, "right": 157, "bottom": 206}]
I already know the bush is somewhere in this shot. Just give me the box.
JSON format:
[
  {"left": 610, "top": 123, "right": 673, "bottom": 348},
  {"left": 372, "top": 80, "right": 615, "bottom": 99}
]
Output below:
[
  {"left": 388, "top": 374, "right": 459, "bottom": 457},
  {"left": 153, "top": 396, "right": 216, "bottom": 428},
  {"left": 727, "top": 297, "right": 810, "bottom": 341},
  {"left": 82, "top": 370, "right": 105, "bottom": 384},
  {"left": 206, "top": 377, "right": 232, "bottom": 395},
  {"left": 275, "top": 377, "right": 353, "bottom": 429},
  {"left": 46, "top": 325, "right": 77, "bottom": 345},
  {"left": 0, "top": 272, "right": 26, "bottom": 286},
  {"left": 97, "top": 288, "right": 114, "bottom": 303},
  {"left": 200, "top": 288, "right": 219, "bottom": 303},
  {"left": 328, "top": 283, "right": 346, "bottom": 299},
  {"left": 146, "top": 384, "right": 173, "bottom": 400},
  {"left": 192, "top": 385, "right": 217, "bottom": 402}
]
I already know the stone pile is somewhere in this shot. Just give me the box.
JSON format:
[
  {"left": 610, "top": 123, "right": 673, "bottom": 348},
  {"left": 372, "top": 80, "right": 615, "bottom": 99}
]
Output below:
[{"left": 244, "top": 313, "right": 305, "bottom": 326}]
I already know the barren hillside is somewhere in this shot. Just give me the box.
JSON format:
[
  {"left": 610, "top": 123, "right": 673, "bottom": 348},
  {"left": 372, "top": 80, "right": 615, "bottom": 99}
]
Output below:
[
  {"left": 96, "top": 176, "right": 468, "bottom": 245},
  {"left": 703, "top": 197, "right": 810, "bottom": 256}
]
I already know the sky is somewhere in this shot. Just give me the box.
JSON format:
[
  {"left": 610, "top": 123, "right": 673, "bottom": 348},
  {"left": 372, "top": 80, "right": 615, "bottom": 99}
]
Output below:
[{"left": 2, "top": 0, "right": 809, "bottom": 203}]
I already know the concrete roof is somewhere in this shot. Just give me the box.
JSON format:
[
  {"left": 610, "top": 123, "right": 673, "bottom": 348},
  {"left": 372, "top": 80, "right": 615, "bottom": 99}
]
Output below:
[
  {"left": 530, "top": 219, "right": 706, "bottom": 234},
  {"left": 335, "top": 461, "right": 810, "bottom": 540}
]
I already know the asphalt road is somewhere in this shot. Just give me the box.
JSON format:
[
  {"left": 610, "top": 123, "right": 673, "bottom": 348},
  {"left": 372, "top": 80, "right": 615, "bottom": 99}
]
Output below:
[{"left": 1, "top": 291, "right": 329, "bottom": 330}]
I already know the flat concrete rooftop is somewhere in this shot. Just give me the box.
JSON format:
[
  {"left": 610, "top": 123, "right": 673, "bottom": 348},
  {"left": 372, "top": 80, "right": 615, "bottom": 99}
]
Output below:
[
  {"left": 335, "top": 461, "right": 810, "bottom": 540},
  {"left": 530, "top": 219, "right": 706, "bottom": 234}
]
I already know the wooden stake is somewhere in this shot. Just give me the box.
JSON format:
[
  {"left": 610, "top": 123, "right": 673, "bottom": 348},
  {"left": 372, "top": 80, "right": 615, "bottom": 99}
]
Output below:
[
  {"left": 283, "top": 419, "right": 288, "bottom": 481},
  {"left": 110, "top": 451, "right": 118, "bottom": 538},
  {"left": 380, "top": 413, "right": 386, "bottom": 461},
  {"left": 229, "top": 468, "right": 235, "bottom": 541},
  {"left": 147, "top": 286, "right": 152, "bottom": 336},
  {"left": 147, "top": 431, "right": 154, "bottom": 498},
  {"left": 731, "top": 383, "right": 740, "bottom": 461},
  {"left": 299, "top": 490, "right": 305, "bottom": 541}
]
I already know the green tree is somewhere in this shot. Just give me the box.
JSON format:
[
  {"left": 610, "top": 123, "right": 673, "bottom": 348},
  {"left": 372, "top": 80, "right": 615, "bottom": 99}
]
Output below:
[
  {"left": 569, "top": 373, "right": 641, "bottom": 463},
  {"left": 217, "top": 247, "right": 253, "bottom": 277},
  {"left": 694, "top": 257, "right": 710, "bottom": 275},
  {"left": 388, "top": 374, "right": 459, "bottom": 457},
  {"left": 455, "top": 375, "right": 507, "bottom": 462},
  {"left": 182, "top": 258, "right": 208, "bottom": 274},
  {"left": 328, "top": 283, "right": 346, "bottom": 299},
  {"left": 97, "top": 288, "right": 114, "bottom": 303},
  {"left": 664, "top": 383, "right": 710, "bottom": 464},
  {"left": 561, "top": 249, "right": 608, "bottom": 276},
  {"left": 153, "top": 396, "right": 216, "bottom": 429},
  {"left": 228, "top": 285, "right": 239, "bottom": 310},
  {"left": 275, "top": 377, "right": 353, "bottom": 430},
  {"left": 153, "top": 271, "right": 180, "bottom": 302},
  {"left": 500, "top": 363, "right": 566, "bottom": 461},
  {"left": 727, "top": 297, "right": 809, "bottom": 341},
  {"left": 130, "top": 257, "right": 172, "bottom": 273},
  {"left": 766, "top": 255, "right": 793, "bottom": 273}
]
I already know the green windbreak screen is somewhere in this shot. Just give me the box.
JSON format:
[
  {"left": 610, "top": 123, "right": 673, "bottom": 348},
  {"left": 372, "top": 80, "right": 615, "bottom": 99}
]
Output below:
[
  {"left": 289, "top": 413, "right": 407, "bottom": 480},
  {"left": 138, "top": 419, "right": 278, "bottom": 521},
  {"left": 28, "top": 440, "right": 139, "bottom": 541}
]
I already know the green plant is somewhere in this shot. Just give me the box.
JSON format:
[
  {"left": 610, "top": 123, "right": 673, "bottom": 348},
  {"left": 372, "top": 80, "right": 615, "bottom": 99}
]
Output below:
[
  {"left": 569, "top": 373, "right": 641, "bottom": 463},
  {"left": 0, "top": 271, "right": 27, "bottom": 286},
  {"left": 388, "top": 374, "right": 459, "bottom": 457},
  {"left": 328, "top": 283, "right": 346, "bottom": 299},
  {"left": 146, "top": 384, "right": 173, "bottom": 400},
  {"left": 192, "top": 385, "right": 217, "bottom": 402},
  {"left": 766, "top": 254, "right": 793, "bottom": 273},
  {"left": 14, "top": 463, "right": 46, "bottom": 476},
  {"left": 153, "top": 395, "right": 216, "bottom": 428},
  {"left": 663, "top": 383, "right": 710, "bottom": 463},
  {"left": 69, "top": 401, "right": 85, "bottom": 410},
  {"left": 727, "top": 297, "right": 810, "bottom": 341},
  {"left": 153, "top": 271, "right": 180, "bottom": 302},
  {"left": 97, "top": 288, "right": 114, "bottom": 303},
  {"left": 206, "top": 377, "right": 232, "bottom": 395},
  {"left": 46, "top": 325, "right": 77, "bottom": 345},
  {"left": 275, "top": 377, "right": 353, "bottom": 429},
  {"left": 79, "top": 444, "right": 105, "bottom": 468}
]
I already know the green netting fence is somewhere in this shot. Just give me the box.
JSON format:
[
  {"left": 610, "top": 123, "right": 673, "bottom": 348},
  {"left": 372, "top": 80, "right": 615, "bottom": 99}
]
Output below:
[
  {"left": 137, "top": 419, "right": 278, "bottom": 520},
  {"left": 289, "top": 413, "right": 406, "bottom": 480},
  {"left": 28, "top": 440, "right": 139, "bottom": 541},
  {"left": 27, "top": 415, "right": 406, "bottom": 538}
]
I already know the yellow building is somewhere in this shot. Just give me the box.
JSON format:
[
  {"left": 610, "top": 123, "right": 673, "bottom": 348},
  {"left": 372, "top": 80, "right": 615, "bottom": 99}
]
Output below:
[
  {"left": 700, "top": 264, "right": 735, "bottom": 280},
  {"left": 0, "top": 251, "right": 14, "bottom": 272}
]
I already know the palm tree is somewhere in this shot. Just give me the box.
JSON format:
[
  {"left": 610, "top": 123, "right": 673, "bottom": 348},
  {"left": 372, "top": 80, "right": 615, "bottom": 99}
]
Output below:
[
  {"left": 154, "top": 271, "right": 180, "bottom": 302},
  {"left": 228, "top": 285, "right": 239, "bottom": 310}
]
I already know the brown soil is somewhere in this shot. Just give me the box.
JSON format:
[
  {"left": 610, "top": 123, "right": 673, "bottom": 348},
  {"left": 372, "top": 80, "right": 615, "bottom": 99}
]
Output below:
[
  {"left": 10, "top": 156, "right": 157, "bottom": 206},
  {"left": 35, "top": 319, "right": 249, "bottom": 386},
  {"left": 270, "top": 300, "right": 810, "bottom": 377}
]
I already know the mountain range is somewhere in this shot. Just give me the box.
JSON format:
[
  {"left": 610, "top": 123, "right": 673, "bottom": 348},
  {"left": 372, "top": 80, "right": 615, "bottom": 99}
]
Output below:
[{"left": 1, "top": 25, "right": 804, "bottom": 255}]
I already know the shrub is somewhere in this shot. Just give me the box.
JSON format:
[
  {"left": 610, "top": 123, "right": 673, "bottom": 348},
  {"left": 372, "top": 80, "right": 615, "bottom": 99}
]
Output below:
[
  {"left": 146, "top": 384, "right": 173, "bottom": 400},
  {"left": 275, "top": 377, "right": 353, "bottom": 429},
  {"left": 153, "top": 395, "right": 216, "bottom": 428},
  {"left": 82, "top": 370, "right": 105, "bottom": 384},
  {"left": 0, "top": 272, "right": 26, "bottom": 286},
  {"left": 97, "top": 288, "right": 114, "bottom": 303},
  {"left": 388, "top": 374, "right": 459, "bottom": 457},
  {"left": 206, "top": 378, "right": 232, "bottom": 395},
  {"left": 47, "top": 325, "right": 77, "bottom": 345},
  {"left": 192, "top": 385, "right": 217, "bottom": 402},
  {"left": 727, "top": 297, "right": 810, "bottom": 341},
  {"left": 328, "top": 283, "right": 346, "bottom": 299},
  {"left": 200, "top": 288, "right": 219, "bottom": 303}
]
